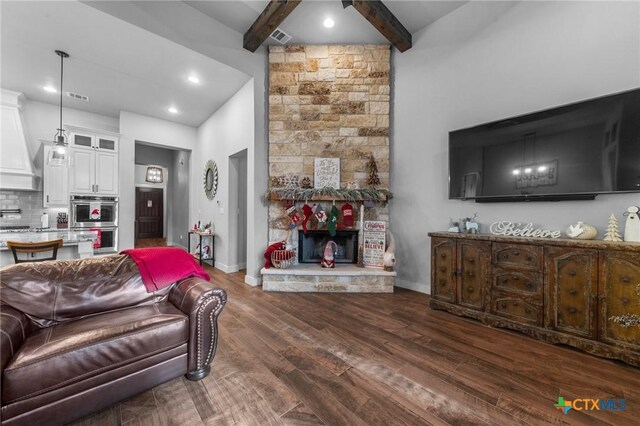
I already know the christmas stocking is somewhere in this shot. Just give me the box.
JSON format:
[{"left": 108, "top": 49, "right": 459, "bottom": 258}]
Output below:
[
  {"left": 341, "top": 202, "right": 354, "bottom": 228},
  {"left": 314, "top": 204, "right": 327, "bottom": 229},
  {"left": 301, "top": 204, "right": 313, "bottom": 234},
  {"left": 328, "top": 205, "right": 339, "bottom": 236},
  {"left": 285, "top": 204, "right": 300, "bottom": 229}
]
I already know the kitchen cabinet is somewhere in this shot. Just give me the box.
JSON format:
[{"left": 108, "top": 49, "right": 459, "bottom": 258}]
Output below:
[
  {"left": 43, "top": 145, "right": 69, "bottom": 207},
  {"left": 67, "top": 126, "right": 119, "bottom": 195},
  {"left": 429, "top": 232, "right": 640, "bottom": 367}
]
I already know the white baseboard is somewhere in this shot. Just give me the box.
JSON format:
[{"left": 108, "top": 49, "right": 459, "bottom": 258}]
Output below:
[
  {"left": 395, "top": 278, "right": 429, "bottom": 294},
  {"left": 244, "top": 274, "right": 261, "bottom": 287},
  {"left": 167, "top": 241, "right": 187, "bottom": 251}
]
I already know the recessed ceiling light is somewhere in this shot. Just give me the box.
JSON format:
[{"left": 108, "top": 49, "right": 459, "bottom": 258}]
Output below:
[
  {"left": 323, "top": 17, "right": 335, "bottom": 28},
  {"left": 168, "top": 106, "right": 178, "bottom": 114},
  {"left": 187, "top": 75, "right": 200, "bottom": 84},
  {"left": 43, "top": 85, "right": 57, "bottom": 93},
  {"left": 524, "top": 167, "right": 532, "bottom": 174},
  {"left": 512, "top": 169, "right": 521, "bottom": 176}
]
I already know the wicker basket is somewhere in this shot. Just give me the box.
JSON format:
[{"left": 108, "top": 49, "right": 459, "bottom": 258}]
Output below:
[{"left": 271, "top": 249, "right": 295, "bottom": 269}]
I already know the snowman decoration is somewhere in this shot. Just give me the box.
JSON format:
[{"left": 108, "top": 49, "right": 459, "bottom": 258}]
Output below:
[{"left": 623, "top": 206, "right": 640, "bottom": 242}]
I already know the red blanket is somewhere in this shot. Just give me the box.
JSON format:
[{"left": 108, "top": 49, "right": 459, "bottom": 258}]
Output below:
[{"left": 121, "top": 247, "right": 210, "bottom": 292}]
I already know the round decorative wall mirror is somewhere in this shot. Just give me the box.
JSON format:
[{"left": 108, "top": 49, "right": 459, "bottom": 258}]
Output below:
[{"left": 204, "top": 159, "right": 218, "bottom": 200}]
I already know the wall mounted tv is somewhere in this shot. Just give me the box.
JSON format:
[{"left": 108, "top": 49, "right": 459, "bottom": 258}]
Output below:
[{"left": 449, "top": 88, "right": 640, "bottom": 202}]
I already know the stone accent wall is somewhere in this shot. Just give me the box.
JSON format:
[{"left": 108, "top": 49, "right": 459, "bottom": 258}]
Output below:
[{"left": 268, "top": 45, "right": 391, "bottom": 243}]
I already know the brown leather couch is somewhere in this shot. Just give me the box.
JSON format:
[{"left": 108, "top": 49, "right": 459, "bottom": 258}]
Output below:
[{"left": 0, "top": 254, "right": 227, "bottom": 425}]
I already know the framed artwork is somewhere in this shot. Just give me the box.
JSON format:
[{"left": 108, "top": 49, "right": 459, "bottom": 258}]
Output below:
[{"left": 314, "top": 157, "right": 340, "bottom": 189}]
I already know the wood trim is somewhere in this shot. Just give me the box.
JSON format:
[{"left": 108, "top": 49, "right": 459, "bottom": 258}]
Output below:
[
  {"left": 349, "top": 0, "right": 412, "bottom": 52},
  {"left": 243, "top": 0, "right": 302, "bottom": 52}
]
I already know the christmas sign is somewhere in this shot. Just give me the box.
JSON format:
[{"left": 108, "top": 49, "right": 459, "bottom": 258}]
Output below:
[
  {"left": 490, "top": 221, "right": 561, "bottom": 238},
  {"left": 314, "top": 158, "right": 340, "bottom": 189},
  {"left": 363, "top": 220, "right": 386, "bottom": 268}
]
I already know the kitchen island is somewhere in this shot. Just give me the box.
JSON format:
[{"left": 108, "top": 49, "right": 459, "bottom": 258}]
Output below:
[{"left": 0, "top": 230, "right": 99, "bottom": 267}]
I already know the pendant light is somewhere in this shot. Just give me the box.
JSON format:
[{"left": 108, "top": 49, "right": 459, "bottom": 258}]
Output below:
[{"left": 48, "top": 50, "right": 70, "bottom": 166}]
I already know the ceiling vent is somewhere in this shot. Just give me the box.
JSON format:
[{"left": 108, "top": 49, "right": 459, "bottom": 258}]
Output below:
[
  {"left": 66, "top": 92, "right": 89, "bottom": 102},
  {"left": 269, "top": 28, "right": 292, "bottom": 44}
]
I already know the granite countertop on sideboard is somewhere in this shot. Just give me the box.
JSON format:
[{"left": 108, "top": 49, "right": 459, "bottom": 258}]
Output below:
[
  {"left": 428, "top": 231, "right": 640, "bottom": 252},
  {"left": 0, "top": 230, "right": 99, "bottom": 250}
]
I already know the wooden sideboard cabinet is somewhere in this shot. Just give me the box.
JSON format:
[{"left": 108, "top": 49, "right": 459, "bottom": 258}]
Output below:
[{"left": 429, "top": 232, "right": 640, "bottom": 366}]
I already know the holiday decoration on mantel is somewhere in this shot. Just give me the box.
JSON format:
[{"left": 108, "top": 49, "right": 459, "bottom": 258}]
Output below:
[
  {"left": 263, "top": 187, "right": 393, "bottom": 203},
  {"left": 366, "top": 155, "right": 381, "bottom": 187},
  {"left": 566, "top": 221, "right": 598, "bottom": 240},
  {"left": 383, "top": 231, "right": 396, "bottom": 272},
  {"left": 489, "top": 221, "right": 561, "bottom": 238},
  {"left": 282, "top": 174, "right": 299, "bottom": 189},
  {"left": 300, "top": 177, "right": 312, "bottom": 189},
  {"left": 314, "top": 157, "right": 340, "bottom": 189},
  {"left": 603, "top": 213, "right": 622, "bottom": 242},
  {"left": 623, "top": 206, "right": 640, "bottom": 242}
]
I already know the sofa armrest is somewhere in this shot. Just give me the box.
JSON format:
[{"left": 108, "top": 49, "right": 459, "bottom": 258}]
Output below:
[
  {"left": 0, "top": 305, "right": 30, "bottom": 372},
  {"left": 168, "top": 278, "right": 227, "bottom": 380}
]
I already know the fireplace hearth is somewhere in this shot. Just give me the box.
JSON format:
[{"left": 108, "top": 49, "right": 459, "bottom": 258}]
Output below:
[{"left": 298, "top": 230, "right": 358, "bottom": 264}]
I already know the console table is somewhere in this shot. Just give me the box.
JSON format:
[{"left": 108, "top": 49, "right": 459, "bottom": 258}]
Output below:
[
  {"left": 428, "top": 232, "right": 640, "bottom": 366},
  {"left": 188, "top": 230, "right": 214, "bottom": 267}
]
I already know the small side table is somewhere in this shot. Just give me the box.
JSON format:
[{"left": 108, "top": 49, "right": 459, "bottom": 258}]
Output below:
[{"left": 188, "top": 230, "right": 215, "bottom": 267}]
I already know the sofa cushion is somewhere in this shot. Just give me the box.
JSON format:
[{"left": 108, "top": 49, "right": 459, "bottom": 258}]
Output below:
[
  {"left": 0, "top": 254, "right": 172, "bottom": 328},
  {"left": 2, "top": 303, "right": 188, "bottom": 404}
]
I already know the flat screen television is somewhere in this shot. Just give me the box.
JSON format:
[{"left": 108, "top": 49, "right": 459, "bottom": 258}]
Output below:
[{"left": 449, "top": 88, "right": 640, "bottom": 202}]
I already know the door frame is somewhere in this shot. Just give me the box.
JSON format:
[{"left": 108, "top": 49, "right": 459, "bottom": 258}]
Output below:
[
  {"left": 228, "top": 149, "right": 248, "bottom": 272},
  {"left": 135, "top": 184, "right": 167, "bottom": 239}
]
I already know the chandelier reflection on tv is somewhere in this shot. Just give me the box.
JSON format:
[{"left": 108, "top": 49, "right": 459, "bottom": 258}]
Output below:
[{"left": 512, "top": 160, "right": 557, "bottom": 189}]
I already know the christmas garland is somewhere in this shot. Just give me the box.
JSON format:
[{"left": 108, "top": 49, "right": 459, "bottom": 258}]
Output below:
[{"left": 263, "top": 187, "right": 393, "bottom": 203}]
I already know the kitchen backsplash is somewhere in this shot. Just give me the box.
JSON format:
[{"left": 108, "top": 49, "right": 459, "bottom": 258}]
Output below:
[{"left": 0, "top": 190, "right": 68, "bottom": 227}]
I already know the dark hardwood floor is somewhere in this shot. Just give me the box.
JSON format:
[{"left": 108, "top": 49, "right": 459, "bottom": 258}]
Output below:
[
  {"left": 72, "top": 266, "right": 640, "bottom": 425},
  {"left": 134, "top": 238, "right": 167, "bottom": 248}
]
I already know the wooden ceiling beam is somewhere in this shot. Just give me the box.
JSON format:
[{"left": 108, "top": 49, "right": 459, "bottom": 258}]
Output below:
[
  {"left": 346, "top": 0, "right": 412, "bottom": 52},
  {"left": 243, "top": 0, "right": 302, "bottom": 52}
]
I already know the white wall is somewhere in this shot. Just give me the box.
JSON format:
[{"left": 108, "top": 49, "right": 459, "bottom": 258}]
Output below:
[
  {"left": 119, "top": 111, "right": 197, "bottom": 250},
  {"left": 21, "top": 99, "right": 118, "bottom": 176},
  {"left": 196, "top": 80, "right": 254, "bottom": 273},
  {"left": 393, "top": 1, "right": 640, "bottom": 293}
]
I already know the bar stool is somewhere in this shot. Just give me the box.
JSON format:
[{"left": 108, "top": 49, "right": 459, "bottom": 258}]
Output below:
[{"left": 7, "top": 239, "right": 63, "bottom": 264}]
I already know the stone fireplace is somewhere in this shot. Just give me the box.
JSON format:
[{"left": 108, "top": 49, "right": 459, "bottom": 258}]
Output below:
[{"left": 262, "top": 44, "right": 395, "bottom": 292}]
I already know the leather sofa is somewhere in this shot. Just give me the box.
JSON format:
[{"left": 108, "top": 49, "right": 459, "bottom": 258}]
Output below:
[{"left": 0, "top": 254, "right": 227, "bottom": 425}]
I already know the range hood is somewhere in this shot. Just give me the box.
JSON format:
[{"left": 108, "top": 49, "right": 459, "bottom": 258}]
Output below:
[{"left": 0, "top": 89, "right": 39, "bottom": 191}]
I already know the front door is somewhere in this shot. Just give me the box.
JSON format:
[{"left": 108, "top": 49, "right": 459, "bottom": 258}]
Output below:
[{"left": 136, "top": 188, "right": 163, "bottom": 239}]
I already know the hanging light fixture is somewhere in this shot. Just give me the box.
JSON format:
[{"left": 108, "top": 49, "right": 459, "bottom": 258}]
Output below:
[
  {"left": 48, "top": 50, "right": 70, "bottom": 166},
  {"left": 145, "top": 165, "right": 164, "bottom": 183}
]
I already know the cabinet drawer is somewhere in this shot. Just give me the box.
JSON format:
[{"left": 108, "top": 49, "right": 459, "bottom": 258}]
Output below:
[
  {"left": 493, "top": 243, "right": 542, "bottom": 270},
  {"left": 491, "top": 291, "right": 542, "bottom": 326},
  {"left": 493, "top": 269, "right": 542, "bottom": 295}
]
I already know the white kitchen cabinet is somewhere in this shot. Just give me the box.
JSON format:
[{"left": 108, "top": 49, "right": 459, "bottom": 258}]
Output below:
[
  {"left": 43, "top": 145, "right": 69, "bottom": 207},
  {"left": 70, "top": 149, "right": 118, "bottom": 195},
  {"left": 67, "top": 125, "right": 119, "bottom": 153},
  {"left": 67, "top": 126, "right": 119, "bottom": 195}
]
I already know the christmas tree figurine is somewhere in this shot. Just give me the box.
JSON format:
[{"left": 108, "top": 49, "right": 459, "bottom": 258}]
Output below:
[
  {"left": 367, "top": 155, "right": 381, "bottom": 187},
  {"left": 603, "top": 213, "right": 622, "bottom": 242}
]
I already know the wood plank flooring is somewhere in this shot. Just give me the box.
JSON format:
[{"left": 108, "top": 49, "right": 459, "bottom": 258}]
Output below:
[{"left": 71, "top": 266, "right": 640, "bottom": 425}]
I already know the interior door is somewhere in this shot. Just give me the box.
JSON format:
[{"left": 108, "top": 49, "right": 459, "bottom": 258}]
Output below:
[{"left": 136, "top": 188, "right": 163, "bottom": 239}]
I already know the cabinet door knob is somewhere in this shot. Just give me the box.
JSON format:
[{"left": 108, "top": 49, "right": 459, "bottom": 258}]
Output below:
[
  {"left": 525, "top": 308, "right": 531, "bottom": 314},
  {"left": 513, "top": 276, "right": 520, "bottom": 281},
  {"left": 467, "top": 271, "right": 475, "bottom": 277},
  {"left": 513, "top": 301, "right": 519, "bottom": 306},
  {"left": 526, "top": 256, "right": 533, "bottom": 262},
  {"left": 568, "top": 270, "right": 577, "bottom": 276},
  {"left": 440, "top": 253, "right": 446, "bottom": 259},
  {"left": 568, "top": 289, "right": 577, "bottom": 295},
  {"left": 622, "top": 297, "right": 630, "bottom": 305},
  {"left": 501, "top": 302, "right": 507, "bottom": 308},
  {"left": 467, "top": 286, "right": 474, "bottom": 292},
  {"left": 468, "top": 258, "right": 475, "bottom": 263},
  {"left": 621, "top": 276, "right": 630, "bottom": 283},
  {"left": 440, "top": 266, "right": 447, "bottom": 272},
  {"left": 513, "top": 251, "right": 520, "bottom": 256},
  {"left": 568, "top": 307, "right": 577, "bottom": 314},
  {"left": 439, "top": 279, "right": 446, "bottom": 286}
]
